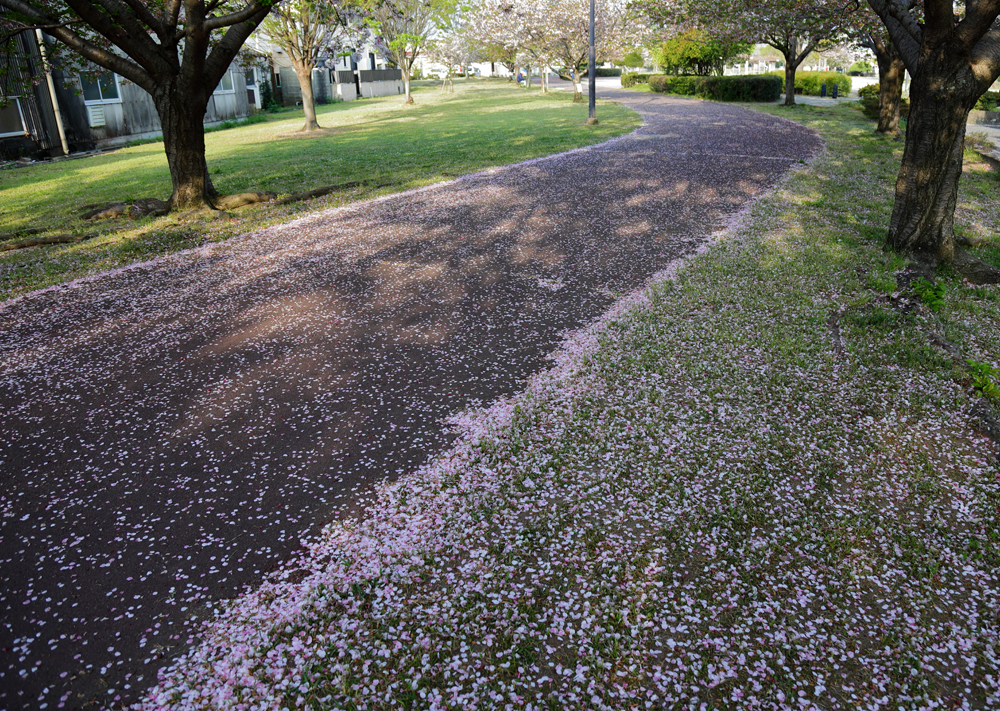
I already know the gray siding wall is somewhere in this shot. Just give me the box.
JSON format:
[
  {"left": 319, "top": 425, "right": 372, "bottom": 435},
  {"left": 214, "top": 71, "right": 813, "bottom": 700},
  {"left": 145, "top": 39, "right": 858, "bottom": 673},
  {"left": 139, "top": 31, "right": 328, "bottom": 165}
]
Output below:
[{"left": 74, "top": 68, "right": 251, "bottom": 144}]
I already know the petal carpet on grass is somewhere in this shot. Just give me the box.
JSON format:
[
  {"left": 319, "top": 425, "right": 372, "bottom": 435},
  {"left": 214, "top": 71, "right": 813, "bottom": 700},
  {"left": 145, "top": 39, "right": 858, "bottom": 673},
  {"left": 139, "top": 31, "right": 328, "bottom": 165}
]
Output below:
[
  {"left": 132, "top": 103, "right": 1000, "bottom": 708},
  {"left": 0, "top": 93, "right": 817, "bottom": 710}
]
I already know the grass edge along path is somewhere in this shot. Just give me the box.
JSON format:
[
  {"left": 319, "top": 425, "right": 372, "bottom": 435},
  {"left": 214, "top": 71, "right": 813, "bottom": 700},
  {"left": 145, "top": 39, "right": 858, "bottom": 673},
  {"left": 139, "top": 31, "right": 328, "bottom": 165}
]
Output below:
[
  {"left": 0, "top": 81, "right": 639, "bottom": 304},
  {"left": 136, "top": 104, "right": 1000, "bottom": 709}
]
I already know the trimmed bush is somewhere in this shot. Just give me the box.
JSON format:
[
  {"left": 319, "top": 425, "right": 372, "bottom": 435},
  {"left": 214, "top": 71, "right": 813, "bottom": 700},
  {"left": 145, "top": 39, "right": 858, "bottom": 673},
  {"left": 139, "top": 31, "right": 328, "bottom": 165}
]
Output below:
[
  {"left": 648, "top": 75, "right": 701, "bottom": 95},
  {"left": 647, "top": 74, "right": 781, "bottom": 102},
  {"left": 621, "top": 72, "right": 650, "bottom": 88},
  {"left": 697, "top": 75, "right": 782, "bottom": 102},
  {"left": 768, "top": 70, "right": 851, "bottom": 96}
]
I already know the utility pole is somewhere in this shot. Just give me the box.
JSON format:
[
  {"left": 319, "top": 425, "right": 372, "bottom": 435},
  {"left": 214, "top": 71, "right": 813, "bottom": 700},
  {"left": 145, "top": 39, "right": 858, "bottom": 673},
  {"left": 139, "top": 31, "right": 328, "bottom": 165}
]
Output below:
[{"left": 587, "top": 0, "right": 598, "bottom": 124}]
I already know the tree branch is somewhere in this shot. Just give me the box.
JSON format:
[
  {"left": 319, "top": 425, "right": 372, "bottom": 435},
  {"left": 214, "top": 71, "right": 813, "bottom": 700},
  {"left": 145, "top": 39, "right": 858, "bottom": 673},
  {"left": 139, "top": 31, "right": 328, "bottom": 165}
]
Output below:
[
  {"left": 955, "top": 0, "right": 1000, "bottom": 50},
  {"left": 63, "top": 0, "right": 171, "bottom": 73},
  {"left": 970, "top": 26, "right": 1000, "bottom": 89},
  {"left": 118, "top": 0, "right": 164, "bottom": 36},
  {"left": 204, "top": 4, "right": 272, "bottom": 85},
  {"left": 204, "top": 1, "right": 272, "bottom": 31},
  {"left": 0, "top": 0, "right": 154, "bottom": 90},
  {"left": 866, "top": 0, "right": 920, "bottom": 73}
]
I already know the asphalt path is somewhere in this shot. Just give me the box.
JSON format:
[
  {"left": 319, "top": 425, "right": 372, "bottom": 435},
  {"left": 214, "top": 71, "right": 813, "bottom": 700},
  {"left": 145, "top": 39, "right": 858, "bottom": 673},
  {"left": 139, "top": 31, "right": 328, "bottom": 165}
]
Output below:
[{"left": 0, "top": 88, "right": 820, "bottom": 710}]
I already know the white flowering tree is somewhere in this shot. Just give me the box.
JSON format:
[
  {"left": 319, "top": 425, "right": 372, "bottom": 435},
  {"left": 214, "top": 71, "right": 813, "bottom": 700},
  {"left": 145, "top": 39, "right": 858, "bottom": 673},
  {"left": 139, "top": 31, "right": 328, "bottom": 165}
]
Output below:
[
  {"left": 362, "top": 0, "right": 455, "bottom": 103},
  {"left": 425, "top": 28, "right": 478, "bottom": 90},
  {"left": 467, "top": 0, "right": 642, "bottom": 100},
  {"left": 543, "top": 0, "right": 643, "bottom": 101},
  {"left": 263, "top": 1, "right": 371, "bottom": 131},
  {"left": 466, "top": 0, "right": 535, "bottom": 83}
]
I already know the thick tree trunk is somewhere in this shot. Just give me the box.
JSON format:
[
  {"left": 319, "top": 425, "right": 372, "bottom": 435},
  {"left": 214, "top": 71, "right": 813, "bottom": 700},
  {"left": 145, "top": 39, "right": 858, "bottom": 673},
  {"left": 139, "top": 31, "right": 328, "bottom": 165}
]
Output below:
[
  {"left": 874, "top": 46, "right": 905, "bottom": 136},
  {"left": 292, "top": 60, "right": 321, "bottom": 131},
  {"left": 887, "top": 55, "right": 978, "bottom": 263},
  {"left": 152, "top": 83, "right": 216, "bottom": 211},
  {"left": 572, "top": 67, "right": 583, "bottom": 103}
]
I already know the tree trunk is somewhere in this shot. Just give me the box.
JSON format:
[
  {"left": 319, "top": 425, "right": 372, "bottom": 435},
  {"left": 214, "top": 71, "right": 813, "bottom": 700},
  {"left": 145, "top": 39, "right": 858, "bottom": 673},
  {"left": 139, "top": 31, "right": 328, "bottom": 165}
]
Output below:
[
  {"left": 783, "top": 62, "right": 798, "bottom": 106},
  {"left": 874, "top": 45, "right": 905, "bottom": 136},
  {"left": 152, "top": 83, "right": 217, "bottom": 210},
  {"left": 292, "top": 60, "right": 321, "bottom": 131},
  {"left": 572, "top": 67, "right": 583, "bottom": 103},
  {"left": 403, "top": 69, "right": 413, "bottom": 104},
  {"left": 887, "top": 56, "right": 978, "bottom": 263}
]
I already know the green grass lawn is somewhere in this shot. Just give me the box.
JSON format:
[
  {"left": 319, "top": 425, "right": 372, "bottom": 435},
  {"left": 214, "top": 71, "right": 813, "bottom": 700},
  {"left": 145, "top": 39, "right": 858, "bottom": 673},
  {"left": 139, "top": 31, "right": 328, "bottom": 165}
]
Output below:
[{"left": 0, "top": 79, "right": 639, "bottom": 302}]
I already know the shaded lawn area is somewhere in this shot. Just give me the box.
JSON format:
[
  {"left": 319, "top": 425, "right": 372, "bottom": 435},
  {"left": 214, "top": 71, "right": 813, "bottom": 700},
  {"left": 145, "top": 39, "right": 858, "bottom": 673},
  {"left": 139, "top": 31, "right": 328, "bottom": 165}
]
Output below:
[
  {"left": 139, "top": 105, "right": 1000, "bottom": 708},
  {"left": 0, "top": 79, "right": 639, "bottom": 302}
]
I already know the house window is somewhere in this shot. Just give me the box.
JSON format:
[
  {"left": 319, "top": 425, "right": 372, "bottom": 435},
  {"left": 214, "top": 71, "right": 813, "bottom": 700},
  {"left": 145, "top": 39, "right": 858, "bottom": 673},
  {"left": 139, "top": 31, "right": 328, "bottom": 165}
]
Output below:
[
  {"left": 0, "top": 99, "right": 26, "bottom": 137},
  {"left": 80, "top": 72, "right": 120, "bottom": 103},
  {"left": 215, "top": 69, "right": 235, "bottom": 94}
]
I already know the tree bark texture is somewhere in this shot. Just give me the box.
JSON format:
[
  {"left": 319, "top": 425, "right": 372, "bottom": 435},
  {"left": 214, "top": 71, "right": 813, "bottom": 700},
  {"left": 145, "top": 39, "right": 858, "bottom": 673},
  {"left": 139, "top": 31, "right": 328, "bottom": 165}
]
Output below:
[
  {"left": 152, "top": 83, "right": 217, "bottom": 211},
  {"left": 292, "top": 61, "right": 321, "bottom": 131},
  {"left": 875, "top": 48, "right": 905, "bottom": 135},
  {"left": 783, "top": 63, "right": 797, "bottom": 106},
  {"left": 403, "top": 71, "right": 413, "bottom": 103},
  {"left": 888, "top": 50, "right": 979, "bottom": 262}
]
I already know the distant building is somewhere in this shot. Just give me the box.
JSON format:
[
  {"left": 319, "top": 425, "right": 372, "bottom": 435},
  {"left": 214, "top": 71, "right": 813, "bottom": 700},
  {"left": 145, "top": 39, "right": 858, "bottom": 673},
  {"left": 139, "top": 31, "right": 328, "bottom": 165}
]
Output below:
[{"left": 1, "top": 30, "right": 253, "bottom": 160}]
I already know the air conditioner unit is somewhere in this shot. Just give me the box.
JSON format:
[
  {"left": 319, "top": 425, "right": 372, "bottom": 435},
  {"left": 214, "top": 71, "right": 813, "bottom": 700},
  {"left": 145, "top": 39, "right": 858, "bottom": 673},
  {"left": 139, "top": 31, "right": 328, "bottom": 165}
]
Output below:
[{"left": 87, "top": 105, "right": 106, "bottom": 127}]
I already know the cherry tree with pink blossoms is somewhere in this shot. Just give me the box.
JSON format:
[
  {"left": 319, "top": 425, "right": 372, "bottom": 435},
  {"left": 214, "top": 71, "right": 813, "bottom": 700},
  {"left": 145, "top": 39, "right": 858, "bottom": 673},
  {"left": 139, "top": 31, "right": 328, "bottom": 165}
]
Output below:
[{"left": 467, "top": 0, "right": 644, "bottom": 101}]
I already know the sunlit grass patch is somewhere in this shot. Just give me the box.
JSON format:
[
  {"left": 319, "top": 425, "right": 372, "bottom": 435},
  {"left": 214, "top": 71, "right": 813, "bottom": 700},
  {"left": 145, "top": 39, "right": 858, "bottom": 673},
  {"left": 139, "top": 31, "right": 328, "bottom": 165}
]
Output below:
[{"left": 0, "top": 80, "right": 640, "bottom": 302}]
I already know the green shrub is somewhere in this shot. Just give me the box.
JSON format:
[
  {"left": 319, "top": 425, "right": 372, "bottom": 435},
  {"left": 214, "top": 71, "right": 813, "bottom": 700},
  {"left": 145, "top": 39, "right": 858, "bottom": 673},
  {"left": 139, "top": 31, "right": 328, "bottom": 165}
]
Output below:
[
  {"left": 697, "top": 75, "right": 782, "bottom": 102},
  {"left": 647, "top": 74, "right": 781, "bottom": 102},
  {"left": 975, "top": 91, "right": 1000, "bottom": 111},
  {"left": 857, "top": 84, "right": 879, "bottom": 99},
  {"left": 621, "top": 72, "right": 650, "bottom": 88},
  {"left": 260, "top": 81, "right": 281, "bottom": 113},
  {"left": 848, "top": 60, "right": 873, "bottom": 75},
  {"left": 648, "top": 75, "right": 701, "bottom": 95},
  {"left": 858, "top": 83, "right": 909, "bottom": 120},
  {"left": 768, "top": 70, "right": 851, "bottom": 96}
]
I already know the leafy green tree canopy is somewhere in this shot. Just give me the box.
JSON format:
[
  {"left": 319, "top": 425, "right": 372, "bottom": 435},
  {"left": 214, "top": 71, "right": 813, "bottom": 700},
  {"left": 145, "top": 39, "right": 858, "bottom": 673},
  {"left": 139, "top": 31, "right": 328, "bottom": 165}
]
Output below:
[{"left": 655, "top": 28, "right": 750, "bottom": 75}]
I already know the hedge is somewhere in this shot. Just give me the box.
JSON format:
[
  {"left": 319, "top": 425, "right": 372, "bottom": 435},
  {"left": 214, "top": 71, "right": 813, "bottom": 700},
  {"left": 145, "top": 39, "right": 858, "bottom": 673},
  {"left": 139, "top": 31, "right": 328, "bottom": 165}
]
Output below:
[
  {"left": 647, "top": 74, "right": 782, "bottom": 102},
  {"left": 768, "top": 70, "right": 851, "bottom": 96},
  {"left": 558, "top": 67, "right": 622, "bottom": 81},
  {"left": 621, "top": 72, "right": 650, "bottom": 88}
]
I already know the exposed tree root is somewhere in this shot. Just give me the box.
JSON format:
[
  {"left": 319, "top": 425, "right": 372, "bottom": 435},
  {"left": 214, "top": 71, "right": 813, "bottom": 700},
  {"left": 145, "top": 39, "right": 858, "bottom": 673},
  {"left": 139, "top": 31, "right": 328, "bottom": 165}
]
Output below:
[
  {"left": 2, "top": 232, "right": 99, "bottom": 252},
  {"left": 826, "top": 306, "right": 848, "bottom": 360},
  {"left": 213, "top": 192, "right": 277, "bottom": 211},
  {"left": 80, "top": 198, "right": 171, "bottom": 220},
  {"left": 274, "top": 180, "right": 397, "bottom": 206},
  {"left": 957, "top": 234, "right": 987, "bottom": 247},
  {"left": 79, "top": 194, "right": 277, "bottom": 221},
  {"left": 954, "top": 249, "right": 1000, "bottom": 284},
  {"left": 0, "top": 227, "right": 43, "bottom": 242}
]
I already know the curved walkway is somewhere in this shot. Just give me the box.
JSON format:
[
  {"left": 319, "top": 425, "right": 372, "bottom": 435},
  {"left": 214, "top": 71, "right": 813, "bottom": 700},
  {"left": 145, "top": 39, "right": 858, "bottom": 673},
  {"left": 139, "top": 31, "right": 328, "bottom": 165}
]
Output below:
[{"left": 0, "top": 89, "right": 820, "bottom": 710}]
